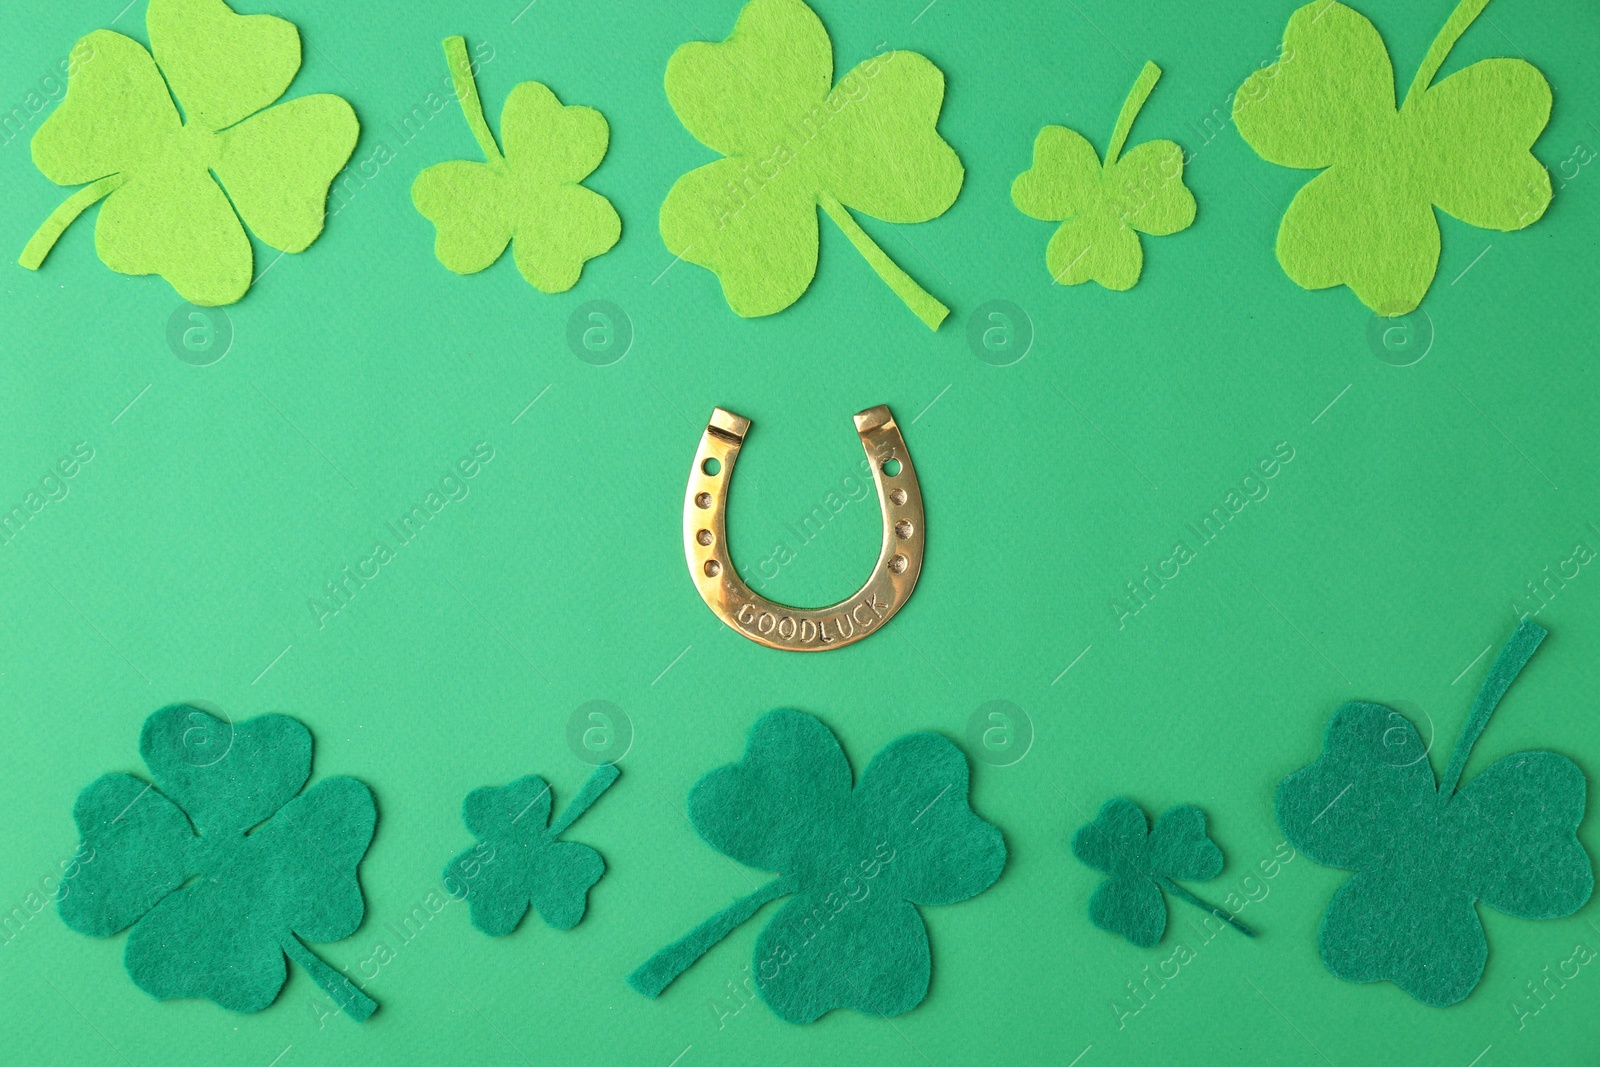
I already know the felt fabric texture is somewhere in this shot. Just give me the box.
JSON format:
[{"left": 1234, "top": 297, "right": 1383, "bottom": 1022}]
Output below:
[
  {"left": 628, "top": 709, "right": 1006, "bottom": 1024},
  {"left": 59, "top": 705, "right": 378, "bottom": 1021},
  {"left": 1072, "top": 798, "right": 1251, "bottom": 947},
  {"left": 412, "top": 36, "right": 620, "bottom": 294},
  {"left": 658, "top": 0, "right": 963, "bottom": 330},
  {"left": 1233, "top": 0, "right": 1552, "bottom": 316},
  {"left": 1012, "top": 61, "right": 1195, "bottom": 291},
  {"left": 1277, "top": 619, "right": 1593, "bottom": 1006},
  {"left": 20, "top": 0, "right": 358, "bottom": 306},
  {"left": 445, "top": 764, "right": 618, "bottom": 935}
]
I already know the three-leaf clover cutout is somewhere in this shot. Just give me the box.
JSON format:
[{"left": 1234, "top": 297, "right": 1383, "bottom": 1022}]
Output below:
[
  {"left": 1072, "top": 798, "right": 1254, "bottom": 946},
  {"left": 1234, "top": 0, "right": 1552, "bottom": 315},
  {"left": 412, "top": 36, "right": 620, "bottom": 293},
  {"left": 629, "top": 709, "right": 1006, "bottom": 1023},
  {"left": 1278, "top": 620, "right": 1592, "bottom": 1005},
  {"left": 445, "top": 764, "right": 618, "bottom": 935},
  {"left": 659, "top": 0, "right": 964, "bottom": 330},
  {"left": 1012, "top": 61, "right": 1195, "bottom": 291},
  {"left": 20, "top": 0, "right": 359, "bottom": 306},
  {"left": 59, "top": 705, "right": 378, "bottom": 1020}
]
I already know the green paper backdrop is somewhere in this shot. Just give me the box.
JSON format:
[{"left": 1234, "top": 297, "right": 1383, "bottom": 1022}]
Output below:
[{"left": 2, "top": 0, "right": 1598, "bottom": 1064}]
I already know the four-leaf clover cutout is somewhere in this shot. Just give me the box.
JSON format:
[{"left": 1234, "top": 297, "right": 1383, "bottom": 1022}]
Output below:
[
  {"left": 412, "top": 36, "right": 620, "bottom": 293},
  {"left": 1012, "top": 61, "right": 1195, "bottom": 291},
  {"left": 659, "top": 0, "right": 964, "bottom": 329},
  {"left": 59, "top": 705, "right": 378, "bottom": 1020},
  {"left": 1073, "top": 798, "right": 1253, "bottom": 946},
  {"left": 445, "top": 764, "right": 618, "bottom": 935},
  {"left": 1234, "top": 0, "right": 1553, "bottom": 315},
  {"left": 1278, "top": 620, "right": 1592, "bottom": 1005},
  {"left": 629, "top": 709, "right": 1006, "bottom": 1023},
  {"left": 20, "top": 0, "right": 359, "bottom": 306}
]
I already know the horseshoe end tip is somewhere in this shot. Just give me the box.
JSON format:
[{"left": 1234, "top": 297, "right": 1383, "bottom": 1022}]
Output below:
[
  {"left": 708, "top": 407, "right": 750, "bottom": 441},
  {"left": 853, "top": 405, "right": 893, "bottom": 434}
]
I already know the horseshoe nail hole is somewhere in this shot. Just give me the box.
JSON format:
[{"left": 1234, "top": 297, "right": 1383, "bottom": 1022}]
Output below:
[
  {"left": 703, "top": 559, "right": 722, "bottom": 578},
  {"left": 895, "top": 520, "right": 913, "bottom": 540},
  {"left": 702, "top": 457, "right": 722, "bottom": 476},
  {"left": 888, "top": 554, "right": 908, "bottom": 574},
  {"left": 889, "top": 488, "right": 907, "bottom": 506},
  {"left": 881, "top": 458, "right": 903, "bottom": 477},
  {"left": 696, "top": 529, "right": 713, "bottom": 546},
  {"left": 695, "top": 492, "right": 712, "bottom": 509}
]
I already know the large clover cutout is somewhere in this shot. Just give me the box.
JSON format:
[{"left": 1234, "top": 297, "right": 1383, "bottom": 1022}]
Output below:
[
  {"left": 21, "top": 0, "right": 359, "bottom": 305},
  {"left": 59, "top": 705, "right": 378, "bottom": 1020},
  {"left": 628, "top": 709, "right": 1006, "bottom": 1023},
  {"left": 1278, "top": 620, "right": 1592, "bottom": 1005},
  {"left": 1234, "top": 0, "right": 1552, "bottom": 315},
  {"left": 659, "top": 0, "right": 963, "bottom": 329}
]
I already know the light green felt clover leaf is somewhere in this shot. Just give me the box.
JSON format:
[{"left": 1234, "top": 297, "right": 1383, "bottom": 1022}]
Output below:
[
  {"left": 59, "top": 705, "right": 378, "bottom": 1020},
  {"left": 1072, "top": 798, "right": 1253, "bottom": 947},
  {"left": 659, "top": 0, "right": 964, "bottom": 330},
  {"left": 628, "top": 709, "right": 1005, "bottom": 1023},
  {"left": 412, "top": 36, "right": 619, "bottom": 294},
  {"left": 20, "top": 0, "right": 359, "bottom": 306},
  {"left": 1234, "top": 0, "right": 1552, "bottom": 316},
  {"left": 1013, "top": 62, "right": 1195, "bottom": 291},
  {"left": 1277, "top": 620, "right": 1592, "bottom": 1006},
  {"left": 445, "top": 764, "right": 618, "bottom": 936}
]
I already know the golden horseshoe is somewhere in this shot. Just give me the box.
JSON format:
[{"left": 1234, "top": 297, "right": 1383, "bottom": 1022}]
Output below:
[{"left": 684, "top": 405, "right": 925, "bottom": 652}]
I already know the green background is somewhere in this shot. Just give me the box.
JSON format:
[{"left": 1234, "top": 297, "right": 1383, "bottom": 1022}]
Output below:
[{"left": 3, "top": 0, "right": 1598, "bottom": 1063}]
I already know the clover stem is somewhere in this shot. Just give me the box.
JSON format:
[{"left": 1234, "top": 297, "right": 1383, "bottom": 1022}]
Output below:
[
  {"left": 1438, "top": 618, "right": 1547, "bottom": 798},
  {"left": 282, "top": 934, "right": 377, "bottom": 1022},
  {"left": 816, "top": 192, "right": 949, "bottom": 331},
  {"left": 548, "top": 763, "right": 620, "bottom": 837},
  {"left": 442, "top": 35, "right": 504, "bottom": 165},
  {"left": 19, "top": 174, "right": 125, "bottom": 270},
  {"left": 1404, "top": 0, "right": 1494, "bottom": 106},
  {"left": 1105, "top": 61, "right": 1162, "bottom": 168},
  {"left": 1157, "top": 876, "right": 1257, "bottom": 938},
  {"left": 627, "top": 874, "right": 797, "bottom": 998}
]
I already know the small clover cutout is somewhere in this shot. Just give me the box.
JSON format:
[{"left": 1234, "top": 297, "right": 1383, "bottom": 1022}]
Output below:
[
  {"left": 20, "top": 0, "right": 359, "bottom": 305},
  {"left": 1277, "top": 620, "right": 1592, "bottom": 1006},
  {"left": 1012, "top": 61, "right": 1195, "bottom": 291},
  {"left": 1234, "top": 0, "right": 1552, "bottom": 315},
  {"left": 412, "top": 36, "right": 620, "bottom": 293},
  {"left": 629, "top": 709, "right": 1006, "bottom": 1023},
  {"left": 59, "top": 705, "right": 378, "bottom": 1020},
  {"left": 659, "top": 0, "right": 964, "bottom": 329},
  {"left": 1073, "top": 798, "right": 1254, "bottom": 947},
  {"left": 445, "top": 764, "right": 619, "bottom": 935}
]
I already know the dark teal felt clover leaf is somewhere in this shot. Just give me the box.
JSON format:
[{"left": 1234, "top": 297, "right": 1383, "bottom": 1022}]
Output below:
[
  {"left": 1072, "top": 799, "right": 1253, "bottom": 947},
  {"left": 1278, "top": 619, "right": 1592, "bottom": 1006},
  {"left": 445, "top": 764, "right": 618, "bottom": 935},
  {"left": 59, "top": 705, "right": 377, "bottom": 1019},
  {"left": 628, "top": 709, "right": 1006, "bottom": 1023}
]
